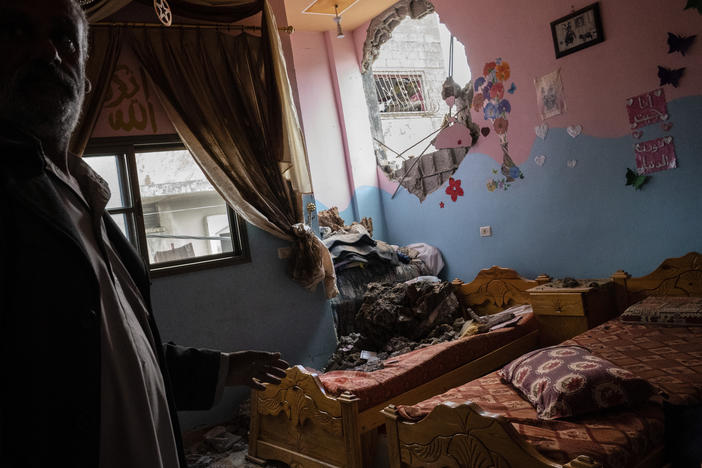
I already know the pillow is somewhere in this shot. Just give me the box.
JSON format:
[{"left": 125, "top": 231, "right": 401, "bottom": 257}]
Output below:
[
  {"left": 498, "top": 345, "right": 655, "bottom": 420},
  {"left": 621, "top": 296, "right": 702, "bottom": 326}
]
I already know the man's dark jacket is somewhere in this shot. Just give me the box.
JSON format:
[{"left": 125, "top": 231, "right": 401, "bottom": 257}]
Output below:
[{"left": 0, "top": 129, "right": 222, "bottom": 467}]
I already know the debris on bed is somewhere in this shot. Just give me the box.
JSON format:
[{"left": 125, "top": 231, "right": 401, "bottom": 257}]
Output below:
[
  {"left": 538, "top": 277, "right": 608, "bottom": 288},
  {"left": 318, "top": 206, "right": 373, "bottom": 238},
  {"left": 324, "top": 279, "right": 464, "bottom": 372}
]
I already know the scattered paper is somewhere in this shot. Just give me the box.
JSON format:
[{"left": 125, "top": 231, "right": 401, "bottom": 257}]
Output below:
[
  {"left": 567, "top": 160, "right": 577, "bottom": 168},
  {"left": 534, "top": 155, "right": 546, "bottom": 166}
]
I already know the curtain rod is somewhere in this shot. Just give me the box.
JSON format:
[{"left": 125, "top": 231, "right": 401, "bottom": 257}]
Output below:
[{"left": 93, "top": 21, "right": 294, "bottom": 33}]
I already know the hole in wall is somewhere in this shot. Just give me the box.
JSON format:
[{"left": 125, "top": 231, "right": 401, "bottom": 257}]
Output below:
[{"left": 361, "top": 0, "right": 479, "bottom": 201}]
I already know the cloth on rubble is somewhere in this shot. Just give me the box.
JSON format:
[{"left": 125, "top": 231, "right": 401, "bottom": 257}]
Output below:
[
  {"left": 323, "top": 225, "right": 399, "bottom": 271},
  {"left": 405, "top": 243, "right": 445, "bottom": 276}
]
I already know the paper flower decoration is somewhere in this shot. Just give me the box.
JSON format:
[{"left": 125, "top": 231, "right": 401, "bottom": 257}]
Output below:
[{"left": 445, "top": 178, "right": 464, "bottom": 202}]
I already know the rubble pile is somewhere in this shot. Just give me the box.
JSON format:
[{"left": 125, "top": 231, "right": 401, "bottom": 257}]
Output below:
[
  {"left": 324, "top": 280, "right": 464, "bottom": 372},
  {"left": 183, "top": 401, "right": 288, "bottom": 468}
]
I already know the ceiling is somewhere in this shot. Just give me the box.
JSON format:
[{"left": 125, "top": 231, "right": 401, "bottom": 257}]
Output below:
[{"left": 285, "top": 0, "right": 398, "bottom": 32}]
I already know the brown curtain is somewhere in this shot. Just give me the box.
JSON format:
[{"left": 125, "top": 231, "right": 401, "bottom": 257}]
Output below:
[
  {"left": 70, "top": 27, "right": 124, "bottom": 156},
  {"left": 133, "top": 0, "right": 263, "bottom": 23},
  {"left": 84, "top": 0, "right": 134, "bottom": 23},
  {"left": 127, "top": 6, "right": 337, "bottom": 297}
]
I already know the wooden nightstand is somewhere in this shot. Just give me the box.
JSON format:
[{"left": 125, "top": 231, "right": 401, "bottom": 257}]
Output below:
[{"left": 527, "top": 279, "right": 616, "bottom": 346}]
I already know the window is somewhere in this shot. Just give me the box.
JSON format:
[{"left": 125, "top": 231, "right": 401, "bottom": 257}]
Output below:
[
  {"left": 373, "top": 72, "right": 430, "bottom": 114},
  {"left": 84, "top": 135, "right": 249, "bottom": 276}
]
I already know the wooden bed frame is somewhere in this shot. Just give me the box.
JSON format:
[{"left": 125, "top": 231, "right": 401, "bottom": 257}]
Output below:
[
  {"left": 246, "top": 266, "right": 550, "bottom": 468},
  {"left": 382, "top": 252, "right": 702, "bottom": 468}
]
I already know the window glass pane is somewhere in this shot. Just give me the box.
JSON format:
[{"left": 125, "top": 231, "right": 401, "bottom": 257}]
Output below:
[
  {"left": 109, "top": 213, "right": 129, "bottom": 237},
  {"left": 84, "top": 155, "right": 127, "bottom": 210},
  {"left": 135, "top": 149, "right": 233, "bottom": 265}
]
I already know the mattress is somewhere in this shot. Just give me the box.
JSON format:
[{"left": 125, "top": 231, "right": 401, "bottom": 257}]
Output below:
[
  {"left": 396, "top": 318, "right": 702, "bottom": 467},
  {"left": 319, "top": 311, "right": 537, "bottom": 411}
]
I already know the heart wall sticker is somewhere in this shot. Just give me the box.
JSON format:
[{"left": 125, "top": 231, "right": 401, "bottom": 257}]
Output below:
[
  {"left": 535, "top": 123, "right": 548, "bottom": 140},
  {"left": 567, "top": 125, "right": 583, "bottom": 138}
]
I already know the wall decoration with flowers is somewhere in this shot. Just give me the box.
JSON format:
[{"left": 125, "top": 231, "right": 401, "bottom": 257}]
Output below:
[{"left": 472, "top": 58, "right": 524, "bottom": 192}]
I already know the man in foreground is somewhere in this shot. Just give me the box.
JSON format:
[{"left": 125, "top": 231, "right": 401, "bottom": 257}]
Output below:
[{"left": 0, "top": 1, "right": 287, "bottom": 466}]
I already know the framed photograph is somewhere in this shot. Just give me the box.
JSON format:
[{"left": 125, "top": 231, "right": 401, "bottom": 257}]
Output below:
[{"left": 550, "top": 2, "right": 604, "bottom": 59}]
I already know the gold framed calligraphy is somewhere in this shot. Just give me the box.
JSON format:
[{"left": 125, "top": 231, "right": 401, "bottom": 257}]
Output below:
[
  {"left": 626, "top": 88, "right": 669, "bottom": 130},
  {"left": 635, "top": 136, "right": 677, "bottom": 175}
]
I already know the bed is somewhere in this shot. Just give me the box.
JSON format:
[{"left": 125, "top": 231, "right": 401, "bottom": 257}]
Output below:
[
  {"left": 382, "top": 252, "right": 702, "bottom": 468},
  {"left": 247, "top": 266, "right": 551, "bottom": 468}
]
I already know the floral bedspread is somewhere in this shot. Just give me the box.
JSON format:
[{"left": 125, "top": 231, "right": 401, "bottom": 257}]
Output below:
[
  {"left": 319, "top": 312, "right": 537, "bottom": 411},
  {"left": 397, "top": 318, "right": 702, "bottom": 467}
]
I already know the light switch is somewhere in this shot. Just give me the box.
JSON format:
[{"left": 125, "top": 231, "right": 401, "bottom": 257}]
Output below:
[{"left": 480, "top": 226, "right": 492, "bottom": 237}]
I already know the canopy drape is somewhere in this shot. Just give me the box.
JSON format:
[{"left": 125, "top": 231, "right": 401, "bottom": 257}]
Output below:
[
  {"left": 85, "top": 0, "right": 263, "bottom": 23},
  {"left": 125, "top": 4, "right": 336, "bottom": 296},
  {"left": 70, "top": 27, "right": 124, "bottom": 155}
]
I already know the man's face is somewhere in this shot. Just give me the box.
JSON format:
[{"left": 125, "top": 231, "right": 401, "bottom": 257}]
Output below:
[{"left": 0, "top": 0, "right": 88, "bottom": 144}]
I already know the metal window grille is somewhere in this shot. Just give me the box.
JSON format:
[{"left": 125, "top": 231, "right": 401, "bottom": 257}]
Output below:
[{"left": 373, "top": 72, "right": 435, "bottom": 114}]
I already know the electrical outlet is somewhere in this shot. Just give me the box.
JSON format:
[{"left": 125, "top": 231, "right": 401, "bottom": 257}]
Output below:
[{"left": 480, "top": 226, "right": 492, "bottom": 237}]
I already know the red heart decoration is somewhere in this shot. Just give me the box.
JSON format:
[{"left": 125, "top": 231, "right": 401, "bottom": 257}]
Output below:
[{"left": 481, "top": 127, "right": 490, "bottom": 137}]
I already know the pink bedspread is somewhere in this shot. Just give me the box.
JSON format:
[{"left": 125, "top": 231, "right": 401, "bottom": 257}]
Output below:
[
  {"left": 319, "top": 312, "right": 536, "bottom": 411},
  {"left": 397, "top": 318, "right": 702, "bottom": 467}
]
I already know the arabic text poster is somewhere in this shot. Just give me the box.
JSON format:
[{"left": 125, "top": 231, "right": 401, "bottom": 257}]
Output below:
[
  {"left": 626, "top": 88, "right": 668, "bottom": 130},
  {"left": 635, "top": 136, "right": 677, "bottom": 175}
]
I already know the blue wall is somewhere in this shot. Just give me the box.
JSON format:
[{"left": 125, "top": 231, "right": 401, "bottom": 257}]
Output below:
[
  {"left": 372, "top": 96, "right": 702, "bottom": 282},
  {"left": 150, "top": 223, "right": 337, "bottom": 429}
]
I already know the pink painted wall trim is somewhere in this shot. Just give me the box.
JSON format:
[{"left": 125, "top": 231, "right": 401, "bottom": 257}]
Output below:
[
  {"left": 324, "top": 31, "right": 360, "bottom": 219},
  {"left": 289, "top": 31, "right": 352, "bottom": 210}
]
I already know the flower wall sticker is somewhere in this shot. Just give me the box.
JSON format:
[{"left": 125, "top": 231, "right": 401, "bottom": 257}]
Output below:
[
  {"left": 445, "top": 178, "right": 464, "bottom": 202},
  {"left": 472, "top": 58, "right": 524, "bottom": 192}
]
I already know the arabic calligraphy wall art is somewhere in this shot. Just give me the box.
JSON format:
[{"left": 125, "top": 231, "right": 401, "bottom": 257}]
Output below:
[
  {"left": 635, "top": 136, "right": 677, "bottom": 175},
  {"left": 104, "top": 64, "right": 159, "bottom": 134},
  {"left": 626, "top": 88, "right": 668, "bottom": 130}
]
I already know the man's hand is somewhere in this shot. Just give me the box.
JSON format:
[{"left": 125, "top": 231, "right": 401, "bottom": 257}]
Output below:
[{"left": 224, "top": 350, "right": 289, "bottom": 391}]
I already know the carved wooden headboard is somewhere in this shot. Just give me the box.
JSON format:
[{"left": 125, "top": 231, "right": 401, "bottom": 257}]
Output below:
[
  {"left": 612, "top": 251, "right": 702, "bottom": 313},
  {"left": 451, "top": 266, "right": 550, "bottom": 316}
]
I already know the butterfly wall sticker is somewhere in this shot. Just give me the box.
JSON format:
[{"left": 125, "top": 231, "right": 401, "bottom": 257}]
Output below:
[
  {"left": 684, "top": 0, "right": 702, "bottom": 14},
  {"left": 625, "top": 168, "right": 650, "bottom": 191},
  {"left": 658, "top": 66, "right": 685, "bottom": 88},
  {"left": 667, "top": 33, "right": 697, "bottom": 56}
]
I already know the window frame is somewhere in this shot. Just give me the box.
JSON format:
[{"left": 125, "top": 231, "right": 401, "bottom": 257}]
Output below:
[
  {"left": 84, "top": 134, "right": 250, "bottom": 277},
  {"left": 372, "top": 71, "right": 435, "bottom": 116}
]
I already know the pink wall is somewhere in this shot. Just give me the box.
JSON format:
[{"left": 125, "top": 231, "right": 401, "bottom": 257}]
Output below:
[
  {"left": 430, "top": 0, "right": 702, "bottom": 165},
  {"left": 325, "top": 33, "right": 378, "bottom": 190},
  {"left": 290, "top": 29, "right": 381, "bottom": 213},
  {"left": 290, "top": 31, "right": 352, "bottom": 210}
]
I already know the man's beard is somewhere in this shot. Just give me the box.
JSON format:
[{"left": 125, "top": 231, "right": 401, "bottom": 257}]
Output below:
[{"left": 0, "top": 61, "right": 85, "bottom": 145}]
